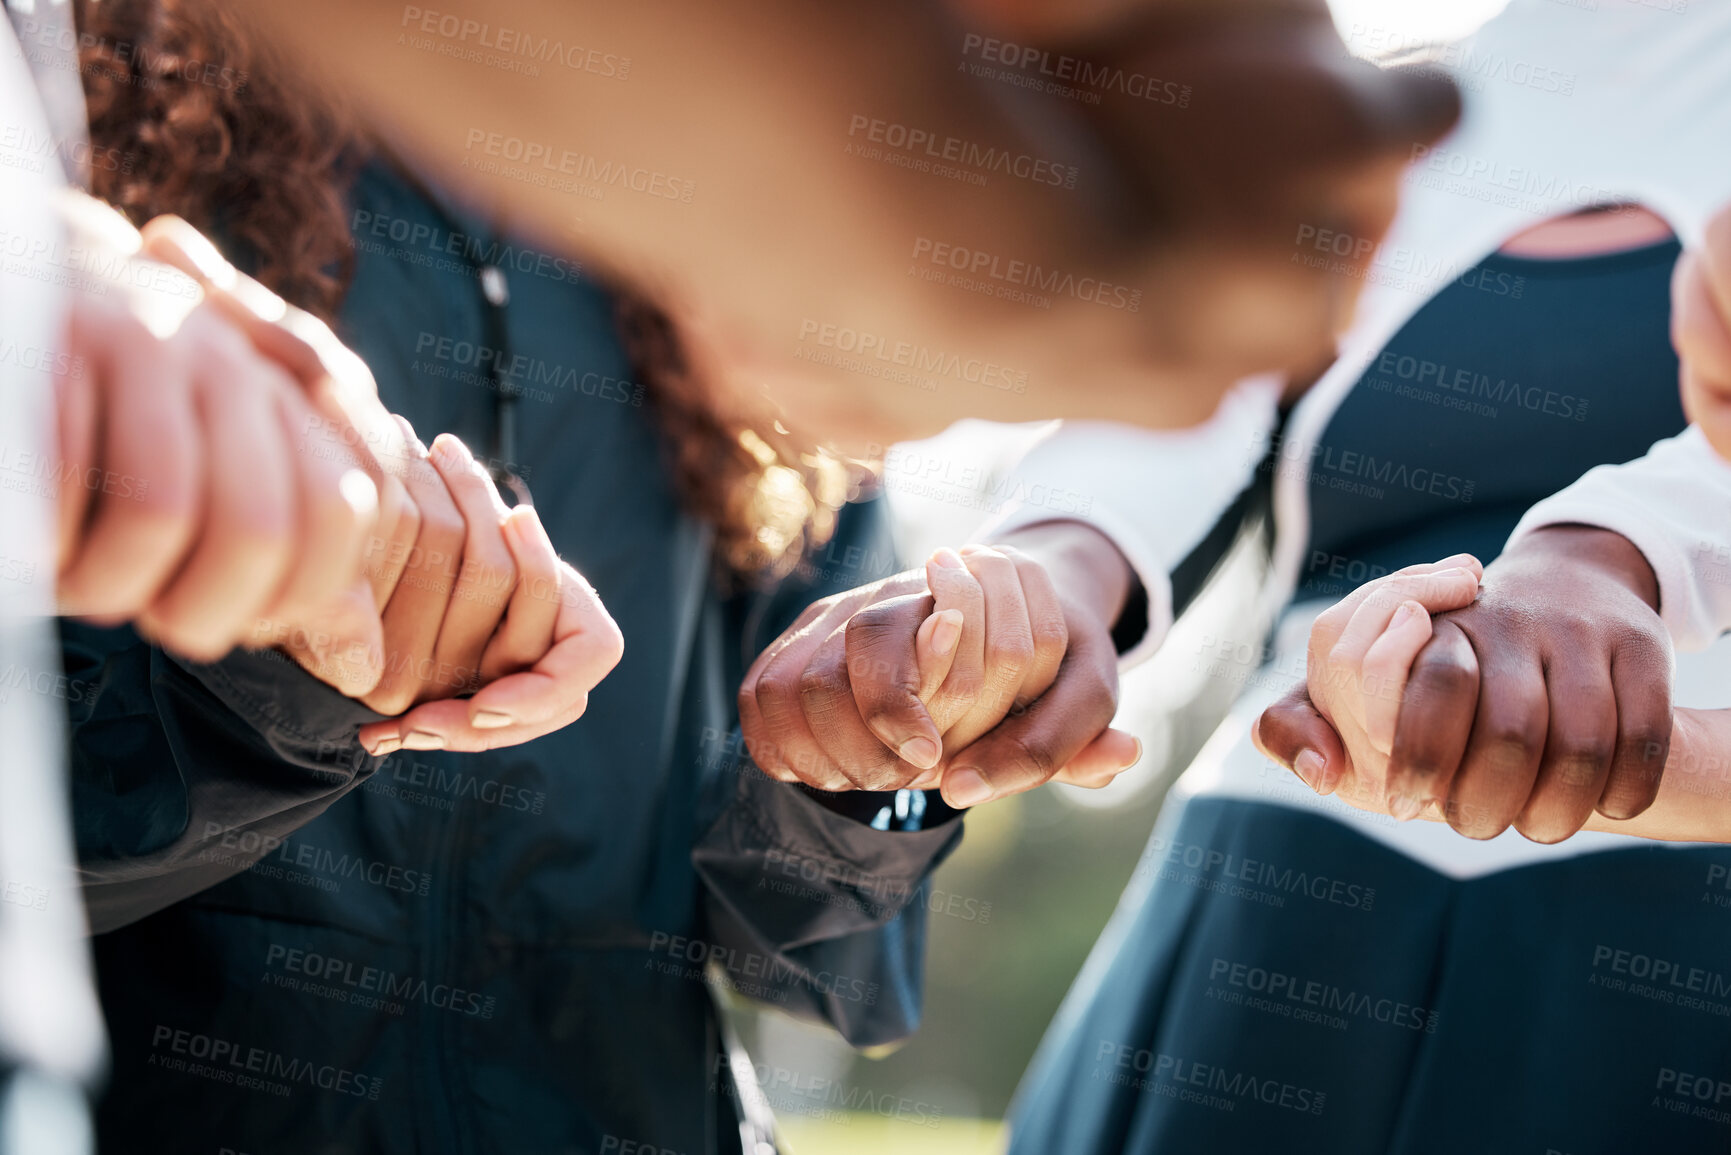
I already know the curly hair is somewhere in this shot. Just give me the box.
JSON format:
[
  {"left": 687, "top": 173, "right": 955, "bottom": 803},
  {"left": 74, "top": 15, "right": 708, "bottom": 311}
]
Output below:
[{"left": 73, "top": 0, "right": 839, "bottom": 584}]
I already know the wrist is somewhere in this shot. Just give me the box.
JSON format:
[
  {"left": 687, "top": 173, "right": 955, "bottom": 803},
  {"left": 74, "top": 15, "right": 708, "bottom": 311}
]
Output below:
[
  {"left": 1510, "top": 525, "right": 1660, "bottom": 612},
  {"left": 991, "top": 520, "right": 1133, "bottom": 629}
]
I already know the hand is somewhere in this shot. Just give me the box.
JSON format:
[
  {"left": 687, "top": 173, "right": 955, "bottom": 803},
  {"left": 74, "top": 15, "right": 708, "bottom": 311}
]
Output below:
[
  {"left": 1256, "top": 529, "right": 1675, "bottom": 842},
  {"left": 54, "top": 196, "right": 383, "bottom": 682},
  {"left": 129, "top": 213, "right": 443, "bottom": 699},
  {"left": 739, "top": 522, "right": 1140, "bottom": 809},
  {"left": 136, "top": 213, "right": 626, "bottom": 751},
  {"left": 355, "top": 504, "right": 624, "bottom": 755},
  {"left": 1675, "top": 203, "right": 1731, "bottom": 461}
]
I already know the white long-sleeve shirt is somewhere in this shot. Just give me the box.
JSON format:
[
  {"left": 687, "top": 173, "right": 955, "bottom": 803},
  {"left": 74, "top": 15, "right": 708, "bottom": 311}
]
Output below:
[
  {"left": 1508, "top": 425, "right": 1731, "bottom": 652},
  {"left": 0, "top": 0, "right": 108, "bottom": 1105}
]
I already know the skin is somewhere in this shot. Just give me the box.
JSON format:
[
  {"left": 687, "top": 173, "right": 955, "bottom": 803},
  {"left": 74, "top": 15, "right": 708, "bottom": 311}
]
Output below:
[
  {"left": 740, "top": 520, "right": 1139, "bottom": 809},
  {"left": 225, "top": 0, "right": 1457, "bottom": 451},
  {"left": 1256, "top": 533, "right": 1674, "bottom": 842},
  {"left": 1256, "top": 530, "right": 1731, "bottom": 845},
  {"left": 61, "top": 206, "right": 625, "bottom": 753},
  {"left": 1675, "top": 205, "right": 1731, "bottom": 462},
  {"left": 1255, "top": 203, "right": 1724, "bottom": 844}
]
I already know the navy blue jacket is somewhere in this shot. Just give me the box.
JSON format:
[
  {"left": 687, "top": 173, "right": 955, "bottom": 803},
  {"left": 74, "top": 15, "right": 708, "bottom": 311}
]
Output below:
[{"left": 67, "top": 162, "right": 962, "bottom": 1155}]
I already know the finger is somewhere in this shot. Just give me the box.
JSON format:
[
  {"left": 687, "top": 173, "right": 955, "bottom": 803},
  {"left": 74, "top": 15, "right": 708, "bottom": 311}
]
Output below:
[
  {"left": 477, "top": 505, "right": 562, "bottom": 687},
  {"left": 260, "top": 392, "right": 379, "bottom": 624},
  {"left": 1359, "top": 600, "right": 1434, "bottom": 758},
  {"left": 1386, "top": 620, "right": 1479, "bottom": 818},
  {"left": 53, "top": 333, "right": 99, "bottom": 573},
  {"left": 806, "top": 620, "right": 926, "bottom": 789},
  {"left": 1515, "top": 667, "right": 1616, "bottom": 844},
  {"left": 939, "top": 614, "right": 1118, "bottom": 808},
  {"left": 944, "top": 545, "right": 1034, "bottom": 752},
  {"left": 405, "top": 563, "right": 622, "bottom": 751},
  {"left": 140, "top": 217, "right": 358, "bottom": 391},
  {"left": 995, "top": 544, "right": 1068, "bottom": 705},
  {"left": 272, "top": 578, "right": 386, "bottom": 698},
  {"left": 1325, "top": 567, "right": 1481, "bottom": 739},
  {"left": 1445, "top": 641, "right": 1547, "bottom": 839},
  {"left": 1309, "top": 552, "right": 1484, "bottom": 653},
  {"left": 360, "top": 471, "right": 419, "bottom": 611},
  {"left": 923, "top": 549, "right": 986, "bottom": 723},
  {"left": 1050, "top": 728, "right": 1142, "bottom": 789},
  {"left": 1252, "top": 684, "right": 1349, "bottom": 796},
  {"left": 361, "top": 560, "right": 624, "bottom": 754},
  {"left": 361, "top": 422, "right": 464, "bottom": 715},
  {"left": 914, "top": 607, "right": 965, "bottom": 700},
  {"left": 143, "top": 216, "right": 418, "bottom": 599},
  {"left": 845, "top": 593, "right": 946, "bottom": 772},
  {"left": 361, "top": 693, "right": 585, "bottom": 755},
  {"left": 426, "top": 433, "right": 516, "bottom": 694},
  {"left": 1601, "top": 634, "right": 1674, "bottom": 820},
  {"left": 57, "top": 313, "right": 201, "bottom": 621},
  {"left": 138, "top": 325, "right": 300, "bottom": 660},
  {"left": 751, "top": 622, "right": 853, "bottom": 789}
]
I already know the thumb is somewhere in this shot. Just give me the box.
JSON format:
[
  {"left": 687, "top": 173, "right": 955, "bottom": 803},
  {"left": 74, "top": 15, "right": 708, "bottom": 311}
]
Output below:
[
  {"left": 845, "top": 593, "right": 946, "bottom": 771},
  {"left": 1253, "top": 684, "right": 1347, "bottom": 795},
  {"left": 914, "top": 607, "right": 964, "bottom": 700}
]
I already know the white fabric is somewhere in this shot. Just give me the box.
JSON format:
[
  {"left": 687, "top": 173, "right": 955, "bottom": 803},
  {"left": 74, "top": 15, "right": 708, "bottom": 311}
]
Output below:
[
  {"left": 967, "top": 0, "right": 1731, "bottom": 877},
  {"left": 0, "top": 7, "right": 106, "bottom": 1087},
  {"left": 971, "top": 376, "right": 1281, "bottom": 669},
  {"left": 1508, "top": 425, "right": 1731, "bottom": 652}
]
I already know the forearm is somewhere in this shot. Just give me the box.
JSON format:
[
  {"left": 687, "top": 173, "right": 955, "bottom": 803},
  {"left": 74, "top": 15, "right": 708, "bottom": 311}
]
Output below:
[
  {"left": 1500, "top": 524, "right": 1659, "bottom": 612},
  {"left": 991, "top": 520, "right": 1134, "bottom": 632},
  {"left": 1578, "top": 709, "right": 1731, "bottom": 844}
]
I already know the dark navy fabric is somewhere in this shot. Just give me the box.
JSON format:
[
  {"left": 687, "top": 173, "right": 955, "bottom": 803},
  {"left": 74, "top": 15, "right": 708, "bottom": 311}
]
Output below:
[
  {"left": 1011, "top": 798, "right": 1731, "bottom": 1154},
  {"left": 1011, "top": 238, "right": 1716, "bottom": 1154},
  {"left": 1299, "top": 240, "right": 1684, "bottom": 603},
  {"left": 67, "top": 161, "right": 962, "bottom": 1155}
]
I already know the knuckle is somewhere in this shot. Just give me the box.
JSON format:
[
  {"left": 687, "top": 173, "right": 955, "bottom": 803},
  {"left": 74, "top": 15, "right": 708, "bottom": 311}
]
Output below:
[
  {"left": 999, "top": 733, "right": 1059, "bottom": 783},
  {"left": 797, "top": 662, "right": 849, "bottom": 711},
  {"left": 755, "top": 663, "right": 803, "bottom": 719}
]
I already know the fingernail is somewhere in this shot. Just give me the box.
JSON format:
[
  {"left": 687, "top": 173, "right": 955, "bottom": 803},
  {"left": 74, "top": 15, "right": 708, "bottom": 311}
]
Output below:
[
  {"left": 368, "top": 734, "right": 401, "bottom": 757},
  {"left": 930, "top": 548, "right": 966, "bottom": 570},
  {"left": 1390, "top": 793, "right": 1425, "bottom": 822},
  {"left": 402, "top": 730, "right": 446, "bottom": 751},
  {"left": 944, "top": 767, "right": 993, "bottom": 808},
  {"left": 931, "top": 609, "right": 963, "bottom": 657},
  {"left": 472, "top": 709, "right": 513, "bottom": 730},
  {"left": 899, "top": 736, "right": 941, "bottom": 770},
  {"left": 1392, "top": 600, "right": 1423, "bottom": 626},
  {"left": 1124, "top": 737, "right": 1144, "bottom": 770},
  {"left": 1294, "top": 748, "right": 1325, "bottom": 790}
]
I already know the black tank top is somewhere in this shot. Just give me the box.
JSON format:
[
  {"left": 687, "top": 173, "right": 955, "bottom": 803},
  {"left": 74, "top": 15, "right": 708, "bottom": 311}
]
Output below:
[{"left": 1299, "top": 238, "right": 1685, "bottom": 602}]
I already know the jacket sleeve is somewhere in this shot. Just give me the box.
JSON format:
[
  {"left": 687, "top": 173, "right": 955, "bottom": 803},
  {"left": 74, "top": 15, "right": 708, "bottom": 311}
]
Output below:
[
  {"left": 692, "top": 494, "right": 967, "bottom": 1047},
  {"left": 971, "top": 377, "right": 1281, "bottom": 669},
  {"left": 1505, "top": 424, "right": 1731, "bottom": 652},
  {"left": 62, "top": 621, "right": 383, "bottom": 933}
]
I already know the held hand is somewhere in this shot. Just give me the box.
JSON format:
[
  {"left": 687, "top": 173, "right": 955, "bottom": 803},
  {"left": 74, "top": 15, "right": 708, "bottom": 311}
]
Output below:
[
  {"left": 131, "top": 214, "right": 436, "bottom": 696},
  {"left": 54, "top": 197, "right": 383, "bottom": 680},
  {"left": 1257, "top": 530, "right": 1674, "bottom": 842},
  {"left": 738, "top": 524, "right": 1139, "bottom": 809},
  {"left": 1253, "top": 555, "right": 1483, "bottom": 817},
  {"left": 356, "top": 503, "right": 624, "bottom": 755},
  {"left": 128, "top": 213, "right": 628, "bottom": 747},
  {"left": 1675, "top": 205, "right": 1731, "bottom": 461}
]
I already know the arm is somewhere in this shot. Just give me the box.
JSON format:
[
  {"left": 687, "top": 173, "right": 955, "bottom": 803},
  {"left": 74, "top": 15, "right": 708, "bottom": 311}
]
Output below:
[
  {"left": 1256, "top": 528, "right": 1677, "bottom": 844},
  {"left": 695, "top": 497, "right": 965, "bottom": 1045},
  {"left": 969, "top": 377, "right": 1280, "bottom": 668}
]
